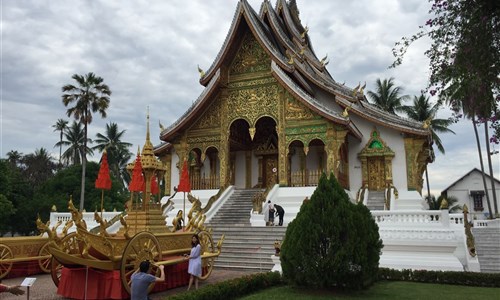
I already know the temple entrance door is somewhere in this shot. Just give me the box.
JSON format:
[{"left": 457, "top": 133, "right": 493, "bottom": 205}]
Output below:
[
  {"left": 262, "top": 155, "right": 278, "bottom": 188},
  {"left": 367, "top": 157, "right": 385, "bottom": 191}
]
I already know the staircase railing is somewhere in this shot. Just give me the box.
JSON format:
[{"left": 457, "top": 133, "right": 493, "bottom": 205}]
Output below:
[
  {"left": 385, "top": 184, "right": 398, "bottom": 210},
  {"left": 252, "top": 187, "right": 272, "bottom": 214},
  {"left": 356, "top": 185, "right": 368, "bottom": 205}
]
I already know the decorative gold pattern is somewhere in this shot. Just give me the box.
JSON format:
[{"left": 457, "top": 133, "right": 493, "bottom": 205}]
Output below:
[
  {"left": 404, "top": 136, "right": 429, "bottom": 193},
  {"left": 191, "top": 97, "right": 222, "bottom": 129},
  {"left": 358, "top": 128, "right": 395, "bottom": 190},
  {"left": 285, "top": 96, "right": 315, "bottom": 120},
  {"left": 229, "top": 33, "right": 270, "bottom": 75},
  {"left": 226, "top": 85, "right": 279, "bottom": 125}
]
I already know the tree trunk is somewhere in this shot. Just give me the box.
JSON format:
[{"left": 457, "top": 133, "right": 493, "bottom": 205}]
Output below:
[
  {"left": 59, "top": 131, "right": 63, "bottom": 167},
  {"left": 484, "top": 121, "right": 498, "bottom": 217},
  {"left": 473, "top": 118, "right": 493, "bottom": 219},
  {"left": 80, "top": 117, "right": 87, "bottom": 212},
  {"left": 425, "top": 166, "right": 431, "bottom": 201}
]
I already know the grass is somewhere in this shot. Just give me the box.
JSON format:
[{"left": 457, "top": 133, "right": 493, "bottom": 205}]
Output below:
[{"left": 238, "top": 281, "right": 500, "bottom": 300}]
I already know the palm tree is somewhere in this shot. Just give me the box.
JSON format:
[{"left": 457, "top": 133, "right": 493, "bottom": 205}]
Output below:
[
  {"left": 402, "top": 94, "right": 456, "bottom": 199},
  {"left": 367, "top": 78, "right": 409, "bottom": 114},
  {"left": 443, "top": 83, "right": 497, "bottom": 218},
  {"left": 21, "top": 148, "right": 56, "bottom": 186},
  {"left": 52, "top": 119, "right": 69, "bottom": 167},
  {"left": 55, "top": 121, "right": 93, "bottom": 166},
  {"left": 402, "top": 95, "right": 455, "bottom": 154},
  {"left": 93, "top": 122, "right": 132, "bottom": 189},
  {"left": 6, "top": 150, "right": 23, "bottom": 168},
  {"left": 62, "top": 72, "right": 111, "bottom": 212}
]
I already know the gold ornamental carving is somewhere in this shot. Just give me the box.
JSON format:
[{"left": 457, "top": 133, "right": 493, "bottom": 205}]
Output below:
[
  {"left": 227, "top": 85, "right": 279, "bottom": 125},
  {"left": 230, "top": 33, "right": 270, "bottom": 75},
  {"left": 191, "top": 97, "right": 222, "bottom": 130},
  {"left": 285, "top": 97, "right": 315, "bottom": 120},
  {"left": 404, "top": 136, "right": 429, "bottom": 193}
]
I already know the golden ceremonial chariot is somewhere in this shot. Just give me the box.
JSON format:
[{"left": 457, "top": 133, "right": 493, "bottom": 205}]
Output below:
[{"left": 10, "top": 116, "right": 223, "bottom": 294}]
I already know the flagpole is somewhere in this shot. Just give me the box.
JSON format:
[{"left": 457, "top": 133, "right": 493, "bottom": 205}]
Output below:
[
  {"left": 100, "top": 189, "right": 104, "bottom": 219},
  {"left": 183, "top": 192, "right": 186, "bottom": 230}
]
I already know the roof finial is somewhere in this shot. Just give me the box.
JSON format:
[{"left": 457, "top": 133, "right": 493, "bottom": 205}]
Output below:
[
  {"left": 359, "top": 82, "right": 366, "bottom": 95},
  {"left": 352, "top": 82, "right": 361, "bottom": 97},
  {"left": 320, "top": 54, "right": 329, "bottom": 66},
  {"left": 300, "top": 25, "right": 309, "bottom": 39},
  {"left": 197, "top": 65, "right": 205, "bottom": 77}
]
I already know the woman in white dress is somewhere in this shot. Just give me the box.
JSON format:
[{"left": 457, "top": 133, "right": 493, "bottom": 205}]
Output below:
[{"left": 185, "top": 234, "right": 201, "bottom": 290}]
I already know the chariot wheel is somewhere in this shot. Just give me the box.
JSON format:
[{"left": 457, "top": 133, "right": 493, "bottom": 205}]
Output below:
[
  {"left": 38, "top": 242, "right": 52, "bottom": 273},
  {"left": 0, "top": 244, "right": 13, "bottom": 279},
  {"left": 120, "top": 232, "right": 162, "bottom": 295},
  {"left": 50, "top": 257, "right": 63, "bottom": 287},
  {"left": 198, "top": 230, "right": 215, "bottom": 281},
  {"left": 50, "top": 232, "right": 81, "bottom": 287}
]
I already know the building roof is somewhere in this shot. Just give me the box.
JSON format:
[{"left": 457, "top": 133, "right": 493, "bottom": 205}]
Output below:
[
  {"left": 442, "top": 168, "right": 500, "bottom": 193},
  {"left": 160, "top": 0, "right": 430, "bottom": 143}
]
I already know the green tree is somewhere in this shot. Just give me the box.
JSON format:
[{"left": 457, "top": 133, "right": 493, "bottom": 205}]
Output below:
[
  {"left": 392, "top": 0, "right": 499, "bottom": 217},
  {"left": 21, "top": 148, "right": 56, "bottom": 187},
  {"left": 62, "top": 72, "right": 111, "bottom": 212},
  {"left": 6, "top": 150, "right": 23, "bottom": 168},
  {"left": 52, "top": 118, "right": 69, "bottom": 167},
  {"left": 93, "top": 122, "right": 132, "bottom": 189},
  {"left": 281, "top": 173, "right": 382, "bottom": 289},
  {"left": 55, "top": 121, "right": 93, "bottom": 166},
  {"left": 367, "top": 78, "right": 409, "bottom": 114},
  {"left": 402, "top": 94, "right": 455, "bottom": 198},
  {"left": 35, "top": 162, "right": 128, "bottom": 220},
  {"left": 0, "top": 194, "right": 16, "bottom": 236}
]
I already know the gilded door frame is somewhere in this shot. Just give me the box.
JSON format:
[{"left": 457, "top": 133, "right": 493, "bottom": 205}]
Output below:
[{"left": 358, "top": 128, "right": 395, "bottom": 190}]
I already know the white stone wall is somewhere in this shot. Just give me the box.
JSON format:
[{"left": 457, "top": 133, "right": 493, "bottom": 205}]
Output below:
[{"left": 347, "top": 113, "right": 409, "bottom": 193}]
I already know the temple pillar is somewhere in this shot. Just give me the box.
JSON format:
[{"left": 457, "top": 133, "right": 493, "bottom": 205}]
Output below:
[
  {"left": 219, "top": 90, "right": 230, "bottom": 187},
  {"left": 159, "top": 153, "right": 172, "bottom": 196},
  {"left": 245, "top": 151, "right": 252, "bottom": 189},
  {"left": 325, "top": 127, "right": 347, "bottom": 178},
  {"left": 278, "top": 87, "right": 287, "bottom": 186},
  {"left": 404, "top": 137, "right": 427, "bottom": 192}
]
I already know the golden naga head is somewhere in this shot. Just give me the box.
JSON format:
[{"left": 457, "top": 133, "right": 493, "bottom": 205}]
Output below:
[{"left": 274, "top": 239, "right": 281, "bottom": 256}]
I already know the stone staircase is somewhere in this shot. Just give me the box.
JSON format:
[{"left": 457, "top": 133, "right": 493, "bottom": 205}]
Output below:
[
  {"left": 472, "top": 226, "right": 500, "bottom": 273},
  {"left": 367, "top": 191, "right": 385, "bottom": 210},
  {"left": 206, "top": 188, "right": 287, "bottom": 271}
]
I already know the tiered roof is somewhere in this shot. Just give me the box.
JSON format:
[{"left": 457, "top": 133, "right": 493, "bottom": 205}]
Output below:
[{"left": 159, "top": 0, "right": 429, "bottom": 144}]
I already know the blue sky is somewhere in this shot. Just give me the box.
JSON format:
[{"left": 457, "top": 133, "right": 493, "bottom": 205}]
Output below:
[{"left": 1, "top": 0, "right": 498, "bottom": 195}]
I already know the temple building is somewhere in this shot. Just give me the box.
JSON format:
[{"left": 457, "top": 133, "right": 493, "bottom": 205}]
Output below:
[{"left": 155, "top": 0, "right": 432, "bottom": 203}]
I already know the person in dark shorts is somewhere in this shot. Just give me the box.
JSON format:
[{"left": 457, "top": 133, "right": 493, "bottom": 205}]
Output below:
[{"left": 274, "top": 204, "right": 285, "bottom": 226}]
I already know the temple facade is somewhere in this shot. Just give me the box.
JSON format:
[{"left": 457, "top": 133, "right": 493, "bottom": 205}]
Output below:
[{"left": 155, "top": 0, "right": 431, "bottom": 201}]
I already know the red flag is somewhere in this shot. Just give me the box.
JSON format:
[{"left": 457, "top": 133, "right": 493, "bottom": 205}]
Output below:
[
  {"left": 95, "top": 151, "right": 112, "bottom": 190},
  {"left": 177, "top": 160, "right": 191, "bottom": 192},
  {"left": 150, "top": 175, "right": 159, "bottom": 195},
  {"left": 129, "top": 152, "right": 144, "bottom": 192}
]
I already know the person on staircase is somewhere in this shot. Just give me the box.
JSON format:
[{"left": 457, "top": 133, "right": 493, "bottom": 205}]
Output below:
[
  {"left": 267, "top": 201, "right": 275, "bottom": 226},
  {"left": 274, "top": 204, "right": 285, "bottom": 226}
]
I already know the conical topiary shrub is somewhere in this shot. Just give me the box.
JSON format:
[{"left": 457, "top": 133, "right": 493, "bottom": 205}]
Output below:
[{"left": 280, "top": 173, "right": 382, "bottom": 289}]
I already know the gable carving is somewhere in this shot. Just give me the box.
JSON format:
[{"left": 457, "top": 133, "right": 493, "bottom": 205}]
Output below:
[
  {"left": 191, "top": 97, "right": 222, "bottom": 130},
  {"left": 230, "top": 33, "right": 270, "bottom": 75},
  {"left": 285, "top": 96, "right": 315, "bottom": 120}
]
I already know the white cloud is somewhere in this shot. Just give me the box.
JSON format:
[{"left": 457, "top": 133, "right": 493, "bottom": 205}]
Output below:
[{"left": 1, "top": 0, "right": 498, "bottom": 193}]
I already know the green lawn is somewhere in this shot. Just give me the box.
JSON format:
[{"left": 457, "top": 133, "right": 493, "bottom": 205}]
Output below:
[{"left": 239, "top": 281, "right": 500, "bottom": 300}]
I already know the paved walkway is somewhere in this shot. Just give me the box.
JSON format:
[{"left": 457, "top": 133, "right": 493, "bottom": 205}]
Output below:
[{"left": 1, "top": 269, "right": 257, "bottom": 300}]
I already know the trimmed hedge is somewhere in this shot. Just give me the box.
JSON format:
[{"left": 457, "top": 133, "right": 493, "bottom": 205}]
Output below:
[
  {"left": 165, "top": 271, "right": 284, "bottom": 300},
  {"left": 378, "top": 268, "right": 500, "bottom": 288}
]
